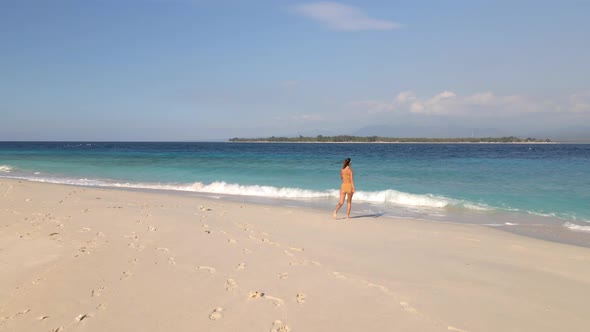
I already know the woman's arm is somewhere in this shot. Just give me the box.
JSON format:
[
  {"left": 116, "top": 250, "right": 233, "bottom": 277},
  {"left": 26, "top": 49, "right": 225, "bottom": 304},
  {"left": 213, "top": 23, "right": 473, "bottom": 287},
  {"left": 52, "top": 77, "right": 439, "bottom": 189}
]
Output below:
[{"left": 351, "top": 169, "right": 355, "bottom": 192}]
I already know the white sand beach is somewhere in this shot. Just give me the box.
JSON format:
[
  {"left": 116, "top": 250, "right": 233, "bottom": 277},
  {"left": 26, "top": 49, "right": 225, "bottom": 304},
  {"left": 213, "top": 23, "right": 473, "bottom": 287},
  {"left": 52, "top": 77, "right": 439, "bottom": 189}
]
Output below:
[{"left": 1, "top": 178, "right": 589, "bottom": 332}]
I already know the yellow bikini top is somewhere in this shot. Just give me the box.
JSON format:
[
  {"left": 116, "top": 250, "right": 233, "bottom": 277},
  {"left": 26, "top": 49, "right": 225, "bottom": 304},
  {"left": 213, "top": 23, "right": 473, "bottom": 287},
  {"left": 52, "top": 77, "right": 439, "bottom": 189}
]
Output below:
[{"left": 342, "top": 170, "right": 352, "bottom": 183}]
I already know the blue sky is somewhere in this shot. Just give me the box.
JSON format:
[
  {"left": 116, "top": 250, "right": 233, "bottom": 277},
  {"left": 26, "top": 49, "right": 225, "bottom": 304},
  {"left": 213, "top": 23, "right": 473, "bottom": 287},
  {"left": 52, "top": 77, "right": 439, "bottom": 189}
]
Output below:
[{"left": 1, "top": 0, "right": 589, "bottom": 140}]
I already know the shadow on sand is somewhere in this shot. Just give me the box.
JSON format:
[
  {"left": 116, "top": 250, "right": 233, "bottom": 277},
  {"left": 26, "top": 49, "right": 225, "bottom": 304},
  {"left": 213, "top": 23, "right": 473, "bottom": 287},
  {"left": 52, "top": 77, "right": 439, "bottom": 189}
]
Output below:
[{"left": 350, "top": 213, "right": 384, "bottom": 219}]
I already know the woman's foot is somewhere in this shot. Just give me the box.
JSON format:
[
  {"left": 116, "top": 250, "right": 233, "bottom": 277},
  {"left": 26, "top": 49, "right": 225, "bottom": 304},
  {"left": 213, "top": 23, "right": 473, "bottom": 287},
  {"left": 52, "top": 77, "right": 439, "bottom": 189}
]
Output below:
[{"left": 333, "top": 212, "right": 338, "bottom": 219}]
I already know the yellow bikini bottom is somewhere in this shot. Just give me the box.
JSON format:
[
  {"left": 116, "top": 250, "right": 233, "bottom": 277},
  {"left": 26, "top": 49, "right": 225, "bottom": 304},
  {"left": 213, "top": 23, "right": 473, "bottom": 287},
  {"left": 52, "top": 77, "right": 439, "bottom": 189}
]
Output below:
[{"left": 341, "top": 183, "right": 353, "bottom": 194}]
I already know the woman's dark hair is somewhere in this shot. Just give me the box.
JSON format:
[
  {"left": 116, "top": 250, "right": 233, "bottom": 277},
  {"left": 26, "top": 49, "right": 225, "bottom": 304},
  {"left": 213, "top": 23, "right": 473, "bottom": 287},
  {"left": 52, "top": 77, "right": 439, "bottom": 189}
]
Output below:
[{"left": 342, "top": 158, "right": 351, "bottom": 169}]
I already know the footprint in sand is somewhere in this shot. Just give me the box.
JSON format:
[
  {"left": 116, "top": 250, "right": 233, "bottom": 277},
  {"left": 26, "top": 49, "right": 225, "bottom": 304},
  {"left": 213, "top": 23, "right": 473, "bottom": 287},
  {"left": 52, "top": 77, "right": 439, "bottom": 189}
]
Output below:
[
  {"left": 332, "top": 272, "right": 346, "bottom": 280},
  {"left": 228, "top": 238, "right": 237, "bottom": 244},
  {"left": 199, "top": 206, "right": 212, "bottom": 212},
  {"left": 147, "top": 226, "right": 157, "bottom": 232},
  {"left": 50, "top": 327, "right": 64, "bottom": 332},
  {"left": 168, "top": 257, "right": 176, "bottom": 265},
  {"left": 78, "top": 246, "right": 90, "bottom": 254},
  {"left": 75, "top": 313, "right": 92, "bottom": 322},
  {"left": 209, "top": 307, "right": 223, "bottom": 320},
  {"left": 243, "top": 248, "right": 252, "bottom": 255},
  {"left": 279, "top": 272, "right": 288, "bottom": 280},
  {"left": 264, "top": 295, "right": 285, "bottom": 307},
  {"left": 96, "top": 304, "right": 107, "bottom": 310},
  {"left": 31, "top": 276, "right": 46, "bottom": 285},
  {"left": 248, "top": 291, "right": 265, "bottom": 299},
  {"left": 283, "top": 250, "right": 295, "bottom": 257},
  {"left": 10, "top": 309, "right": 31, "bottom": 319},
  {"left": 296, "top": 293, "right": 306, "bottom": 304},
  {"left": 400, "top": 301, "right": 417, "bottom": 314},
  {"left": 157, "top": 247, "right": 169, "bottom": 253},
  {"left": 263, "top": 238, "right": 281, "bottom": 246},
  {"left": 91, "top": 287, "right": 105, "bottom": 297},
  {"left": 38, "top": 315, "right": 50, "bottom": 320},
  {"left": 226, "top": 279, "right": 238, "bottom": 291},
  {"left": 448, "top": 326, "right": 470, "bottom": 332},
  {"left": 128, "top": 243, "right": 146, "bottom": 251},
  {"left": 270, "top": 320, "right": 290, "bottom": 332},
  {"left": 124, "top": 233, "right": 139, "bottom": 240},
  {"left": 197, "top": 266, "right": 216, "bottom": 274},
  {"left": 235, "top": 262, "right": 246, "bottom": 271},
  {"left": 289, "top": 246, "right": 304, "bottom": 252},
  {"left": 120, "top": 271, "right": 134, "bottom": 280}
]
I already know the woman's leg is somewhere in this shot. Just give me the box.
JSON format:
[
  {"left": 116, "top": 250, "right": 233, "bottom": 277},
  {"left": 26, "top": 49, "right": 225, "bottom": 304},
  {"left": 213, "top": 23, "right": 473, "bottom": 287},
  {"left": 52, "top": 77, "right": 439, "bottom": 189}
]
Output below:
[
  {"left": 346, "top": 192, "right": 353, "bottom": 219},
  {"left": 333, "top": 191, "right": 346, "bottom": 219}
]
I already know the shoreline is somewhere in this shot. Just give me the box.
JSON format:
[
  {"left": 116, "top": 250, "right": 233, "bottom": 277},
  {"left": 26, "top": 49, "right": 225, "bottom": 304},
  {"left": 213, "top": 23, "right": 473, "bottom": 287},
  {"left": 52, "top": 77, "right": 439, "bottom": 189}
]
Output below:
[
  {"left": 3, "top": 140, "right": 590, "bottom": 144},
  {"left": 1, "top": 178, "right": 589, "bottom": 331},
  {"left": 227, "top": 140, "right": 558, "bottom": 144},
  {"left": 3, "top": 177, "right": 590, "bottom": 248}
]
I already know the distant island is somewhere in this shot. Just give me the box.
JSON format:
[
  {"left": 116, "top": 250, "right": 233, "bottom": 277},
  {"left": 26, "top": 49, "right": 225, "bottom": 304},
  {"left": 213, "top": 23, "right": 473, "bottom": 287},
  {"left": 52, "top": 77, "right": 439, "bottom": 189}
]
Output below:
[{"left": 229, "top": 135, "right": 552, "bottom": 143}]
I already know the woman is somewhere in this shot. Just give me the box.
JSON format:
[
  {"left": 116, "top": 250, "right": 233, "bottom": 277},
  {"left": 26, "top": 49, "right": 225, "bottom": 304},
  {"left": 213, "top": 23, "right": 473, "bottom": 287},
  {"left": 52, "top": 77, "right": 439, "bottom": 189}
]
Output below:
[{"left": 333, "top": 158, "right": 355, "bottom": 219}]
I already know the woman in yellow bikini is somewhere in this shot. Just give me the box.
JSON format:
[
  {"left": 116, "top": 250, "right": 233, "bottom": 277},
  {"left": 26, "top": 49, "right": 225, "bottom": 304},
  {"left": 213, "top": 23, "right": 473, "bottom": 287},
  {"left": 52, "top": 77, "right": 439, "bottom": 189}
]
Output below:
[{"left": 333, "top": 158, "right": 355, "bottom": 219}]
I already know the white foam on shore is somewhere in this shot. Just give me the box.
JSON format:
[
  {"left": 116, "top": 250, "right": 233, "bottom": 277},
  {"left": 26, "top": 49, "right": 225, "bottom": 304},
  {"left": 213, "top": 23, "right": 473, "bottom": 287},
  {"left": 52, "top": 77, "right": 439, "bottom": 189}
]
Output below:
[
  {"left": 353, "top": 189, "right": 450, "bottom": 208},
  {"left": 189, "top": 181, "right": 333, "bottom": 199},
  {"left": 0, "top": 174, "right": 490, "bottom": 211},
  {"left": 5, "top": 174, "right": 583, "bottom": 225},
  {"left": 563, "top": 222, "right": 590, "bottom": 233},
  {"left": 462, "top": 203, "right": 493, "bottom": 211},
  {"left": 483, "top": 222, "right": 520, "bottom": 227},
  {"left": 0, "top": 165, "right": 13, "bottom": 173}
]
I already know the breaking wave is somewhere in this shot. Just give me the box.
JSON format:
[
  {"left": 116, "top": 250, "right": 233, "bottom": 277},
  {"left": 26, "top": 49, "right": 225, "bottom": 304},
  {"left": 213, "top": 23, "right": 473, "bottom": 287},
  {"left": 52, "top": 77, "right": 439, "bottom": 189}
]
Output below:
[
  {"left": 0, "top": 172, "right": 493, "bottom": 211},
  {"left": 563, "top": 222, "right": 590, "bottom": 233}
]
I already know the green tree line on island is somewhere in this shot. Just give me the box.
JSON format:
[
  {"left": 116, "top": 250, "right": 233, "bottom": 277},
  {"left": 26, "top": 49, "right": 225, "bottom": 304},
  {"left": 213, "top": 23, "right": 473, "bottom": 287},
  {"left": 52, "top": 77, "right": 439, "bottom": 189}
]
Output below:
[{"left": 229, "top": 135, "right": 551, "bottom": 143}]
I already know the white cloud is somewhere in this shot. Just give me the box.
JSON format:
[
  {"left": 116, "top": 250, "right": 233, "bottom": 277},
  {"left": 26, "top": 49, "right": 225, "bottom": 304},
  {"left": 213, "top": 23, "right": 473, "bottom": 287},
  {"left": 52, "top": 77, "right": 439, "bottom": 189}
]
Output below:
[
  {"left": 292, "top": 2, "right": 400, "bottom": 31},
  {"left": 349, "top": 90, "right": 586, "bottom": 116}
]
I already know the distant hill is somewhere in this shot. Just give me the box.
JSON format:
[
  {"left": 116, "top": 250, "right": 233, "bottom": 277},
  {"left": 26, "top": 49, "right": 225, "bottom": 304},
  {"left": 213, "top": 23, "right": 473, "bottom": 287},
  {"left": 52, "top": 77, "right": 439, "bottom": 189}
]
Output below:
[
  {"left": 229, "top": 136, "right": 551, "bottom": 143},
  {"left": 351, "top": 125, "right": 508, "bottom": 138},
  {"left": 526, "top": 126, "right": 590, "bottom": 142}
]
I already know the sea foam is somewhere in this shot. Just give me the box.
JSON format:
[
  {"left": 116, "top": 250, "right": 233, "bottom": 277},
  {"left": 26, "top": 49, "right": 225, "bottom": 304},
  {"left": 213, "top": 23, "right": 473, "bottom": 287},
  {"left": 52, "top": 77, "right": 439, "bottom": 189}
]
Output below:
[
  {"left": 563, "top": 222, "right": 590, "bottom": 233},
  {"left": 0, "top": 165, "right": 13, "bottom": 173},
  {"left": 189, "top": 181, "right": 333, "bottom": 199},
  {"left": 0, "top": 172, "right": 475, "bottom": 210},
  {"left": 353, "top": 189, "right": 450, "bottom": 208}
]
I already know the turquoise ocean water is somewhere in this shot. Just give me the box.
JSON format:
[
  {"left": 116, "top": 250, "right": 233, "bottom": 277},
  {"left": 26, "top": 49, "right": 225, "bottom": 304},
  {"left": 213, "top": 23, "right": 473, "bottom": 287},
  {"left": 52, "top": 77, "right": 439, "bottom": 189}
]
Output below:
[{"left": 1, "top": 142, "right": 589, "bottom": 233}]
